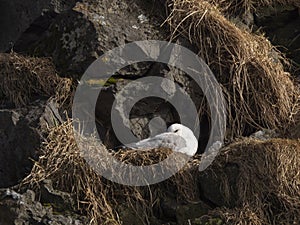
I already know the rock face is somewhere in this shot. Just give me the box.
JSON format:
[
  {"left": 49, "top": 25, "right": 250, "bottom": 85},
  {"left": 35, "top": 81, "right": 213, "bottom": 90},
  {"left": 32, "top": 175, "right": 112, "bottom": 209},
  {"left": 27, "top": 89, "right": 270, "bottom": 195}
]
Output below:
[
  {"left": 0, "top": 188, "right": 86, "bottom": 225},
  {"left": 0, "top": 0, "right": 80, "bottom": 52},
  {"left": 16, "top": 9, "right": 99, "bottom": 77},
  {"left": 93, "top": 66, "right": 207, "bottom": 151},
  {"left": 254, "top": 4, "right": 300, "bottom": 77},
  {"left": 0, "top": 96, "right": 66, "bottom": 188},
  {"left": 157, "top": 196, "right": 211, "bottom": 224},
  {"left": 0, "top": 105, "right": 43, "bottom": 188},
  {"left": 14, "top": 0, "right": 167, "bottom": 77},
  {"left": 198, "top": 163, "right": 239, "bottom": 207},
  {"left": 0, "top": 0, "right": 49, "bottom": 52}
]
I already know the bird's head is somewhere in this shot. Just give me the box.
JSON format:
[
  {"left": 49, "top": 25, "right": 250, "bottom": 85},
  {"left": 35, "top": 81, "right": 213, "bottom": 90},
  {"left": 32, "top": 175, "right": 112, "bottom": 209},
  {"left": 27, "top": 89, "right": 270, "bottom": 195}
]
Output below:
[{"left": 167, "top": 123, "right": 194, "bottom": 138}]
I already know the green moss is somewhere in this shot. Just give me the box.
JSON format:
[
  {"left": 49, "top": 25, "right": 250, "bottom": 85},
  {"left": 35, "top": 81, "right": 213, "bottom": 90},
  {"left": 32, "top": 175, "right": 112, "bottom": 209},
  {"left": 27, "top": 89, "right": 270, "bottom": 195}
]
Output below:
[{"left": 192, "top": 217, "right": 223, "bottom": 225}]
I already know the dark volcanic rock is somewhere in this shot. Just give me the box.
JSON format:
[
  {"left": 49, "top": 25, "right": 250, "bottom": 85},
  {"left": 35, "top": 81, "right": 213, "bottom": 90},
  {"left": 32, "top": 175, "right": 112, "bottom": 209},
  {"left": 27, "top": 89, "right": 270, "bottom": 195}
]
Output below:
[
  {"left": 254, "top": 4, "right": 300, "bottom": 76},
  {"left": 0, "top": 0, "right": 49, "bottom": 52},
  {"left": 39, "top": 179, "right": 75, "bottom": 213},
  {"left": 14, "top": 0, "right": 167, "bottom": 77},
  {"left": 0, "top": 0, "right": 80, "bottom": 52},
  {"left": 0, "top": 102, "right": 45, "bottom": 188},
  {"left": 15, "top": 9, "right": 99, "bottom": 78},
  {"left": 157, "top": 196, "right": 211, "bottom": 224},
  {"left": 94, "top": 75, "right": 203, "bottom": 150},
  {"left": 198, "top": 162, "right": 239, "bottom": 208},
  {"left": 0, "top": 188, "right": 86, "bottom": 225}
]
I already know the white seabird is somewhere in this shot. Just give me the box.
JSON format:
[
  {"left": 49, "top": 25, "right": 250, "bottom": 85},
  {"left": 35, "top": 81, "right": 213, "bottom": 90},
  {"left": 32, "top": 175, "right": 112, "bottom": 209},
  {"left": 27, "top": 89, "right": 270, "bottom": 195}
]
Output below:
[{"left": 125, "top": 123, "right": 198, "bottom": 156}]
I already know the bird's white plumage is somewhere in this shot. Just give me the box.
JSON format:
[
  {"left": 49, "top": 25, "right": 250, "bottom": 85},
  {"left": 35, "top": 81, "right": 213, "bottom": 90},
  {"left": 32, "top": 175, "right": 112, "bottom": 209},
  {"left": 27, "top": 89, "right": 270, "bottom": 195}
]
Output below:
[{"left": 125, "top": 123, "right": 198, "bottom": 156}]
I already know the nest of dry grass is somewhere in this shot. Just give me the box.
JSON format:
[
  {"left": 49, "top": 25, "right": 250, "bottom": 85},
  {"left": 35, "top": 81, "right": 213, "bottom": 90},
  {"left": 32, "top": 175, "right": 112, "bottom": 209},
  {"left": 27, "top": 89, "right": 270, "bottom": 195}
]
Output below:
[
  {"left": 166, "top": 0, "right": 300, "bottom": 138},
  {"left": 201, "top": 138, "right": 300, "bottom": 224},
  {"left": 21, "top": 118, "right": 300, "bottom": 224},
  {"left": 21, "top": 120, "right": 201, "bottom": 225},
  {"left": 22, "top": 120, "right": 120, "bottom": 224}
]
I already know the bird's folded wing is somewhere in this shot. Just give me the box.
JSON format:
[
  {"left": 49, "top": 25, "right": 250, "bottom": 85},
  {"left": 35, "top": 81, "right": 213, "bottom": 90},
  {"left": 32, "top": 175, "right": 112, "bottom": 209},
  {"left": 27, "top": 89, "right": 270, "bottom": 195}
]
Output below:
[{"left": 125, "top": 133, "right": 187, "bottom": 151}]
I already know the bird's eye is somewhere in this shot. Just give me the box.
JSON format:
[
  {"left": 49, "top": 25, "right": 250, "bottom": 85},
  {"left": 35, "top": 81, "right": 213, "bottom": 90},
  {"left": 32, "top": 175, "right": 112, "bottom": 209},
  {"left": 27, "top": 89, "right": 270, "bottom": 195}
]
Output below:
[{"left": 174, "top": 129, "right": 179, "bottom": 133}]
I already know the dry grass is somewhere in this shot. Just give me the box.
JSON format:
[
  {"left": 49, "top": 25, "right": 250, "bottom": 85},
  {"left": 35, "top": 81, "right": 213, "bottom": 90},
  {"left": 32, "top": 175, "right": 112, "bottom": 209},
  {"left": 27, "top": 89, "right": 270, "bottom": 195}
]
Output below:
[
  {"left": 166, "top": 0, "right": 300, "bottom": 138},
  {"left": 20, "top": 118, "right": 300, "bottom": 224},
  {"left": 253, "top": 0, "right": 300, "bottom": 8},
  {"left": 201, "top": 204, "right": 268, "bottom": 225},
  {"left": 21, "top": 119, "right": 201, "bottom": 224},
  {"left": 0, "top": 53, "right": 60, "bottom": 107},
  {"left": 54, "top": 76, "right": 75, "bottom": 113},
  {"left": 21, "top": 120, "right": 120, "bottom": 224},
  {"left": 201, "top": 138, "right": 300, "bottom": 224},
  {"left": 0, "top": 52, "right": 75, "bottom": 110},
  {"left": 201, "top": 0, "right": 300, "bottom": 17}
]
